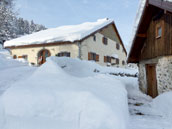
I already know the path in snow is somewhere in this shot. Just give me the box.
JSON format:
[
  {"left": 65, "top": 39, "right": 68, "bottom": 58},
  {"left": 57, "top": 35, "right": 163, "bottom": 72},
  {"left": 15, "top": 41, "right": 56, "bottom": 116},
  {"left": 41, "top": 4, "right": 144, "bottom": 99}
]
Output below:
[{"left": 128, "top": 92, "right": 172, "bottom": 129}]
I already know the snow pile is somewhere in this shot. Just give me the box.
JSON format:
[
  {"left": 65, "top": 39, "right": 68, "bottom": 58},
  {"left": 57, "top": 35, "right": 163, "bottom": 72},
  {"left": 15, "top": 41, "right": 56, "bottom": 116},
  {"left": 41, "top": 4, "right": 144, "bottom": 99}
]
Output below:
[
  {"left": 152, "top": 92, "right": 172, "bottom": 119},
  {"left": 1, "top": 57, "right": 129, "bottom": 129},
  {"left": 0, "top": 44, "right": 2, "bottom": 49},
  {"left": 0, "top": 99, "right": 5, "bottom": 129},
  {"left": 0, "top": 49, "right": 36, "bottom": 95},
  {"left": 0, "top": 49, "right": 28, "bottom": 70},
  {"left": 51, "top": 57, "right": 138, "bottom": 77},
  {"left": 4, "top": 18, "right": 113, "bottom": 47}
]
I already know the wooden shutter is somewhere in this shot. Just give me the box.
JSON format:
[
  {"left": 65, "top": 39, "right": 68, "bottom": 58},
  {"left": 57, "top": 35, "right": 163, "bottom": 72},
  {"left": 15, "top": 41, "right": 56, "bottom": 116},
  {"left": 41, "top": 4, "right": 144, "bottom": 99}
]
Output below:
[
  {"left": 109, "top": 57, "right": 112, "bottom": 63},
  {"left": 88, "top": 52, "right": 91, "bottom": 60},
  {"left": 96, "top": 54, "right": 99, "bottom": 62},
  {"left": 104, "top": 56, "right": 107, "bottom": 62},
  {"left": 13, "top": 55, "right": 17, "bottom": 59}
]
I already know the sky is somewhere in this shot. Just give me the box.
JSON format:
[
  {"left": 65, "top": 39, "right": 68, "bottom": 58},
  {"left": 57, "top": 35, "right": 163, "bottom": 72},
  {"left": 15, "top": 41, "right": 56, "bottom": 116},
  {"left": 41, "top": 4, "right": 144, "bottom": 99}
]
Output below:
[{"left": 15, "top": 0, "right": 140, "bottom": 47}]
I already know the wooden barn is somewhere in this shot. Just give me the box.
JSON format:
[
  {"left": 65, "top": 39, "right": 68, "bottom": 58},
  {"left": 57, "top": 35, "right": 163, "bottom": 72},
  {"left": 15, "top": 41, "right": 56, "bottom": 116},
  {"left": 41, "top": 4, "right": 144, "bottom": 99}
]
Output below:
[{"left": 128, "top": 0, "right": 172, "bottom": 98}]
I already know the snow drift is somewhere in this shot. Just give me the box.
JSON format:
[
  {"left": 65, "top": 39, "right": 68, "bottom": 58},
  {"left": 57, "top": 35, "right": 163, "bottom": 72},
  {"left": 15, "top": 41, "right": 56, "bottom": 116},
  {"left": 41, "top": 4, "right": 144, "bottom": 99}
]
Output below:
[
  {"left": 152, "top": 92, "right": 172, "bottom": 120},
  {"left": 1, "top": 57, "right": 129, "bottom": 129}
]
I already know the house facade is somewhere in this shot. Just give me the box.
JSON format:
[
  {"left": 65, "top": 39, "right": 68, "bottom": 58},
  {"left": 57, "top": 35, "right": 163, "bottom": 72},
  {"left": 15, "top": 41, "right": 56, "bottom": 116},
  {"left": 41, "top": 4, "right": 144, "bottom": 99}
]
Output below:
[
  {"left": 5, "top": 19, "right": 127, "bottom": 67},
  {"left": 128, "top": 0, "right": 172, "bottom": 98}
]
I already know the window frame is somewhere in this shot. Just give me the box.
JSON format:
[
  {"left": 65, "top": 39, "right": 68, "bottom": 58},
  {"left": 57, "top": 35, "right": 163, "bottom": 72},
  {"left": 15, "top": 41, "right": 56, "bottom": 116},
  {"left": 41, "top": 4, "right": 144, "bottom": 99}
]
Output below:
[
  {"left": 88, "top": 52, "right": 99, "bottom": 62},
  {"left": 155, "top": 21, "right": 164, "bottom": 39},
  {"left": 93, "top": 35, "right": 96, "bottom": 41},
  {"left": 104, "top": 56, "right": 111, "bottom": 63},
  {"left": 102, "top": 37, "right": 108, "bottom": 45},
  {"left": 116, "top": 43, "right": 120, "bottom": 50},
  {"left": 57, "top": 52, "right": 70, "bottom": 57},
  {"left": 116, "top": 58, "right": 119, "bottom": 65}
]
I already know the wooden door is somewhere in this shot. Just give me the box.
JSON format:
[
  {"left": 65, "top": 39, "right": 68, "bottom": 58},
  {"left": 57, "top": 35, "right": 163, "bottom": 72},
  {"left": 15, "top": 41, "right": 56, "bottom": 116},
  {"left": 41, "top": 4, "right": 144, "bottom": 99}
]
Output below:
[
  {"left": 38, "top": 49, "right": 50, "bottom": 65},
  {"left": 146, "top": 64, "right": 158, "bottom": 98}
]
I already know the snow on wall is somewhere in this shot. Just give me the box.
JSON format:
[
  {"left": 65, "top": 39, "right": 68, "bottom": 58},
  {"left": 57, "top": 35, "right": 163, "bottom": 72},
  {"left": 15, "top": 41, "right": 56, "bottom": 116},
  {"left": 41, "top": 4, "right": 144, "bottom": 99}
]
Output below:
[
  {"left": 4, "top": 18, "right": 113, "bottom": 47},
  {"left": 1, "top": 57, "right": 129, "bottom": 129}
]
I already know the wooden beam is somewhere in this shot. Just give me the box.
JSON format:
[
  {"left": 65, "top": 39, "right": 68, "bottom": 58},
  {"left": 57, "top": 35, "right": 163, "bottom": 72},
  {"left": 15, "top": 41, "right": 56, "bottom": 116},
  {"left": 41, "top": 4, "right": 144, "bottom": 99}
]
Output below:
[
  {"left": 149, "top": 0, "right": 172, "bottom": 13},
  {"left": 137, "top": 34, "right": 147, "bottom": 38}
]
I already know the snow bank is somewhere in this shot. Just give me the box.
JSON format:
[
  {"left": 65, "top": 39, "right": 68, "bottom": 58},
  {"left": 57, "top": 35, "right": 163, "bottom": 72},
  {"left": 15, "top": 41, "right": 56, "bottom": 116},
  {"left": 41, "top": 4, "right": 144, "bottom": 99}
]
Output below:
[
  {"left": 0, "top": 49, "right": 28, "bottom": 70},
  {"left": 1, "top": 57, "right": 129, "bottom": 129},
  {"left": 152, "top": 92, "right": 172, "bottom": 119},
  {"left": 0, "top": 99, "right": 5, "bottom": 129},
  {"left": 50, "top": 57, "right": 138, "bottom": 77},
  {"left": 4, "top": 18, "right": 113, "bottom": 47},
  {"left": 0, "top": 44, "right": 2, "bottom": 49}
]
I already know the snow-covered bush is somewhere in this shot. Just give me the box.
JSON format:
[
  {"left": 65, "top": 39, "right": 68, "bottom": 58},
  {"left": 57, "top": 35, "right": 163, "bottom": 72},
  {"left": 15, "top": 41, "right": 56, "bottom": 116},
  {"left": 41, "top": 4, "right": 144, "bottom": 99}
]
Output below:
[{"left": 1, "top": 57, "right": 129, "bottom": 129}]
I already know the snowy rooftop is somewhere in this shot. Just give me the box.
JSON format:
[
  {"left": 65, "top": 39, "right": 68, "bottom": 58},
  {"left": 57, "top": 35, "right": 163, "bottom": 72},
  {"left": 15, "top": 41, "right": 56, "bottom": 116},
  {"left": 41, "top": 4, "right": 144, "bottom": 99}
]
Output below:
[{"left": 4, "top": 18, "right": 113, "bottom": 47}]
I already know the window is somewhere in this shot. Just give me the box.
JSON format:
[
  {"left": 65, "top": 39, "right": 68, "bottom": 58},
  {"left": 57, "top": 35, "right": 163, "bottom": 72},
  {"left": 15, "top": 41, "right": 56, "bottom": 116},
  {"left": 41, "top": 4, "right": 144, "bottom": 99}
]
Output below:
[
  {"left": 156, "top": 21, "right": 163, "bottom": 39},
  {"left": 116, "top": 43, "right": 120, "bottom": 50},
  {"left": 18, "top": 55, "right": 28, "bottom": 60},
  {"left": 102, "top": 37, "right": 108, "bottom": 45},
  {"left": 156, "top": 26, "right": 162, "bottom": 38},
  {"left": 88, "top": 52, "right": 99, "bottom": 62},
  {"left": 93, "top": 35, "right": 96, "bottom": 41},
  {"left": 57, "top": 52, "right": 70, "bottom": 57},
  {"left": 104, "top": 56, "right": 111, "bottom": 63},
  {"left": 122, "top": 60, "right": 125, "bottom": 65},
  {"left": 116, "top": 59, "right": 119, "bottom": 64},
  {"left": 13, "top": 55, "right": 17, "bottom": 59}
]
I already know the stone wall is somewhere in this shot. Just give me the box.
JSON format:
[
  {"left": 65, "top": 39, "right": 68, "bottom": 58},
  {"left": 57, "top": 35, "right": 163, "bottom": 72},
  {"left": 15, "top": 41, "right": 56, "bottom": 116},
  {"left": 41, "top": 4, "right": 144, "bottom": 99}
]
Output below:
[
  {"left": 138, "top": 56, "right": 172, "bottom": 95},
  {"left": 156, "top": 56, "right": 172, "bottom": 94},
  {"left": 138, "top": 63, "right": 147, "bottom": 93}
]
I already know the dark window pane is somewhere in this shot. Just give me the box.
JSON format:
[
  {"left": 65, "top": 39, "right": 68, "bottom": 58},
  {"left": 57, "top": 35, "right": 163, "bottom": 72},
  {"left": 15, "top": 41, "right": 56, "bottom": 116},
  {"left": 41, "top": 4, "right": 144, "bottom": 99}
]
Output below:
[{"left": 93, "top": 35, "right": 96, "bottom": 41}]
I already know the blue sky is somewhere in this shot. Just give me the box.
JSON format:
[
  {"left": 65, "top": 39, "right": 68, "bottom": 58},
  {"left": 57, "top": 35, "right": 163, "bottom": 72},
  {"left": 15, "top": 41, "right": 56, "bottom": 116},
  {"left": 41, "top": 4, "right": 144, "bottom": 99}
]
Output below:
[{"left": 15, "top": 0, "right": 140, "bottom": 46}]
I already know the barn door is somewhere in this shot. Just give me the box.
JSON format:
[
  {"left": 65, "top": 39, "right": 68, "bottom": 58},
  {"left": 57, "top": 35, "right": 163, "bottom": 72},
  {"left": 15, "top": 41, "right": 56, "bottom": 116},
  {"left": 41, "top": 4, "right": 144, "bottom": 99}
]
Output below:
[{"left": 146, "top": 64, "right": 158, "bottom": 98}]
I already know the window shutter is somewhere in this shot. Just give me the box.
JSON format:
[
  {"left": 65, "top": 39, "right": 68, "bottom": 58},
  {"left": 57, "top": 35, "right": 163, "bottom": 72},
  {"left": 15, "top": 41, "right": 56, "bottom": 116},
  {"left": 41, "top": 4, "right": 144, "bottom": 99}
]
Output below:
[
  {"left": 109, "top": 57, "right": 112, "bottom": 63},
  {"left": 96, "top": 54, "right": 99, "bottom": 62},
  {"left": 116, "top": 59, "right": 119, "bottom": 64},
  {"left": 88, "top": 53, "right": 91, "bottom": 60},
  {"left": 104, "top": 56, "right": 107, "bottom": 62}
]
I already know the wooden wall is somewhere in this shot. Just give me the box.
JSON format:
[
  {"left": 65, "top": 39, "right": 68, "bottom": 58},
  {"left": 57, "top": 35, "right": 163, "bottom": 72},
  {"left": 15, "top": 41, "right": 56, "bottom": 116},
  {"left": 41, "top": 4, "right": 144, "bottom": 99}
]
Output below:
[{"left": 140, "top": 12, "right": 172, "bottom": 61}]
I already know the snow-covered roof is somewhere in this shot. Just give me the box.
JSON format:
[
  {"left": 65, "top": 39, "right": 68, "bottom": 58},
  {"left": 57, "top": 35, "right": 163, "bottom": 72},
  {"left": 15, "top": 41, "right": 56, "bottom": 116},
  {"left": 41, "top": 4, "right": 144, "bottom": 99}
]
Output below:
[{"left": 4, "top": 18, "right": 114, "bottom": 47}]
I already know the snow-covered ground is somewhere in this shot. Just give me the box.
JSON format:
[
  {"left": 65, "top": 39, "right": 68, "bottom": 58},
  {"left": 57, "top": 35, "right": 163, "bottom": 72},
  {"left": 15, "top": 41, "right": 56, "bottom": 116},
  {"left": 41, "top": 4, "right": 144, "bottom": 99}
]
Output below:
[
  {"left": 0, "top": 48, "right": 172, "bottom": 129},
  {"left": 127, "top": 80, "right": 172, "bottom": 129},
  {"left": 0, "top": 49, "right": 131, "bottom": 129}
]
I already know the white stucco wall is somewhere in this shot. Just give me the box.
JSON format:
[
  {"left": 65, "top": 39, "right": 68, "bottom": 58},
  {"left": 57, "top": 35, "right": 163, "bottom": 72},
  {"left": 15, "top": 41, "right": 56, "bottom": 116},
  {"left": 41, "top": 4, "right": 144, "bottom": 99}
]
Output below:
[
  {"left": 9, "top": 32, "right": 127, "bottom": 67},
  {"left": 80, "top": 32, "right": 127, "bottom": 67},
  {"left": 10, "top": 44, "right": 79, "bottom": 65}
]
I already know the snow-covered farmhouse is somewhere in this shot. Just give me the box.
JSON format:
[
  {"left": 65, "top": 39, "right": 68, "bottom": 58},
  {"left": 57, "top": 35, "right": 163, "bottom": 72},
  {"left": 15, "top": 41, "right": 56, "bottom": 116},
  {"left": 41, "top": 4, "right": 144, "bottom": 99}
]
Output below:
[
  {"left": 4, "top": 19, "right": 127, "bottom": 67},
  {"left": 128, "top": 0, "right": 172, "bottom": 98}
]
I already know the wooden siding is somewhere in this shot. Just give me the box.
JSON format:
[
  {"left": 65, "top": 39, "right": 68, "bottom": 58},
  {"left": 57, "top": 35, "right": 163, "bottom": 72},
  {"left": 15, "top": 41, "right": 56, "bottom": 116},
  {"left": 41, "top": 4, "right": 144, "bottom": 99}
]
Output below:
[{"left": 140, "top": 12, "right": 172, "bottom": 61}]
